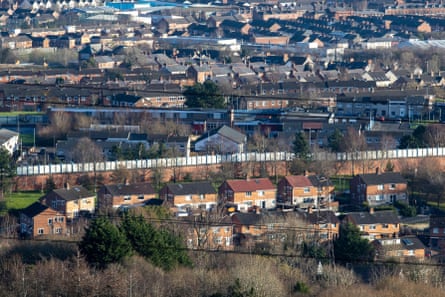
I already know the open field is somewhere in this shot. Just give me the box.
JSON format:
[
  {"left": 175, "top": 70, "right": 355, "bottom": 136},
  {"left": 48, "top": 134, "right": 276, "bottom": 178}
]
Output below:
[
  {"left": 5, "top": 191, "right": 41, "bottom": 210},
  {"left": 0, "top": 112, "right": 44, "bottom": 116}
]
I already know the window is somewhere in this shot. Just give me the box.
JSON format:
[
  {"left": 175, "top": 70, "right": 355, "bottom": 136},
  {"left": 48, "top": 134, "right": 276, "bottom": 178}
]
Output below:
[
  {"left": 185, "top": 195, "right": 192, "bottom": 201},
  {"left": 377, "top": 184, "right": 384, "bottom": 190},
  {"left": 390, "top": 184, "right": 396, "bottom": 190},
  {"left": 48, "top": 218, "right": 53, "bottom": 225},
  {"left": 246, "top": 191, "right": 252, "bottom": 197},
  {"left": 433, "top": 228, "right": 439, "bottom": 234},
  {"left": 304, "top": 187, "right": 310, "bottom": 193},
  {"left": 38, "top": 228, "right": 44, "bottom": 234},
  {"left": 258, "top": 191, "right": 264, "bottom": 197},
  {"left": 138, "top": 195, "right": 144, "bottom": 200},
  {"left": 369, "top": 225, "right": 376, "bottom": 230},
  {"left": 55, "top": 227, "right": 62, "bottom": 234},
  {"left": 199, "top": 194, "right": 204, "bottom": 200},
  {"left": 124, "top": 195, "right": 131, "bottom": 201},
  {"left": 383, "top": 224, "right": 389, "bottom": 228}
]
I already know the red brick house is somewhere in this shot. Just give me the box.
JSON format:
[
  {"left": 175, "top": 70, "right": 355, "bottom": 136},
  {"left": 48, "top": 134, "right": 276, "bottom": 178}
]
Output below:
[
  {"left": 97, "top": 182, "right": 157, "bottom": 212},
  {"left": 20, "top": 202, "right": 66, "bottom": 238},
  {"left": 350, "top": 171, "right": 407, "bottom": 206},
  {"left": 277, "top": 175, "right": 334, "bottom": 209},
  {"left": 373, "top": 236, "right": 426, "bottom": 262},
  {"left": 40, "top": 185, "right": 95, "bottom": 220},
  {"left": 429, "top": 215, "right": 445, "bottom": 254},
  {"left": 159, "top": 181, "right": 218, "bottom": 214},
  {"left": 219, "top": 178, "right": 277, "bottom": 212},
  {"left": 343, "top": 209, "right": 400, "bottom": 241}
]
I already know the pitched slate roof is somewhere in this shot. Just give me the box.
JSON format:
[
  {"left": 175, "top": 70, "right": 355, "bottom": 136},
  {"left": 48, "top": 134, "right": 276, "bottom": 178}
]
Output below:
[
  {"left": 225, "top": 178, "right": 275, "bottom": 192},
  {"left": 0, "top": 128, "right": 18, "bottom": 146},
  {"left": 165, "top": 181, "right": 216, "bottom": 195},
  {"left": 103, "top": 182, "right": 156, "bottom": 196},
  {"left": 308, "top": 175, "right": 333, "bottom": 188},
  {"left": 232, "top": 212, "right": 262, "bottom": 226},
  {"left": 21, "top": 202, "right": 49, "bottom": 218},
  {"left": 52, "top": 186, "right": 94, "bottom": 201},
  {"left": 347, "top": 210, "right": 400, "bottom": 225},
  {"left": 306, "top": 210, "right": 339, "bottom": 225},
  {"left": 217, "top": 125, "right": 245, "bottom": 143},
  {"left": 358, "top": 172, "right": 406, "bottom": 185},
  {"left": 284, "top": 175, "right": 312, "bottom": 187}
]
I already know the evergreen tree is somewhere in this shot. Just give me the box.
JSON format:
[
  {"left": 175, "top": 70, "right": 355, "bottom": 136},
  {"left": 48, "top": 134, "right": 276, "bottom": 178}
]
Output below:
[
  {"left": 78, "top": 217, "right": 131, "bottom": 269},
  {"left": 120, "top": 214, "right": 191, "bottom": 271},
  {"left": 0, "top": 147, "right": 16, "bottom": 198},
  {"left": 184, "top": 80, "right": 226, "bottom": 108},
  {"left": 333, "top": 223, "right": 374, "bottom": 263},
  {"left": 327, "top": 128, "right": 343, "bottom": 152},
  {"left": 293, "top": 131, "right": 311, "bottom": 160}
]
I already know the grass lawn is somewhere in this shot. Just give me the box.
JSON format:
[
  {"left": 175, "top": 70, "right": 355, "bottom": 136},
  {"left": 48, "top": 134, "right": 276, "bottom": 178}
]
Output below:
[
  {"left": 330, "top": 175, "right": 352, "bottom": 193},
  {"left": 20, "top": 133, "right": 35, "bottom": 146},
  {"left": 5, "top": 191, "right": 42, "bottom": 211},
  {"left": 0, "top": 111, "right": 44, "bottom": 117}
]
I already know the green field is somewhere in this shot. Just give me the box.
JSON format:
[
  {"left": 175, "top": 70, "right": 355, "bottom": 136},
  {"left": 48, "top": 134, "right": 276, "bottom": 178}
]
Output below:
[
  {"left": 20, "top": 134, "right": 35, "bottom": 146},
  {"left": 5, "top": 191, "right": 41, "bottom": 210},
  {"left": 0, "top": 112, "right": 43, "bottom": 116}
]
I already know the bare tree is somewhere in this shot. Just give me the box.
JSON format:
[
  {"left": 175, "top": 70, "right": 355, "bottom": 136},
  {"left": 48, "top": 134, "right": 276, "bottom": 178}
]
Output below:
[
  {"left": 423, "top": 124, "right": 445, "bottom": 147},
  {"left": 341, "top": 127, "right": 367, "bottom": 175},
  {"left": 71, "top": 137, "right": 104, "bottom": 179}
]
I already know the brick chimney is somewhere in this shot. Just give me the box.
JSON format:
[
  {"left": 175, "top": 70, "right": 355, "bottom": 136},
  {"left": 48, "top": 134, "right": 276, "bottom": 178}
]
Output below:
[{"left": 369, "top": 207, "right": 374, "bottom": 215}]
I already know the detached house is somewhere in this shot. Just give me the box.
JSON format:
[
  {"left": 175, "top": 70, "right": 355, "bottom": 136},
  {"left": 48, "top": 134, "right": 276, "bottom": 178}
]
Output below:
[
  {"left": 40, "top": 185, "right": 95, "bottom": 220},
  {"left": 194, "top": 125, "right": 246, "bottom": 154},
  {"left": 343, "top": 209, "right": 400, "bottom": 240},
  {"left": 159, "top": 181, "right": 218, "bottom": 213},
  {"left": 20, "top": 202, "right": 66, "bottom": 238},
  {"left": 0, "top": 128, "right": 19, "bottom": 155},
  {"left": 97, "top": 182, "right": 157, "bottom": 212},
  {"left": 219, "top": 178, "right": 277, "bottom": 212},
  {"left": 350, "top": 171, "right": 407, "bottom": 206}
]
